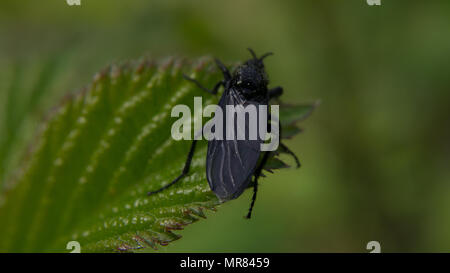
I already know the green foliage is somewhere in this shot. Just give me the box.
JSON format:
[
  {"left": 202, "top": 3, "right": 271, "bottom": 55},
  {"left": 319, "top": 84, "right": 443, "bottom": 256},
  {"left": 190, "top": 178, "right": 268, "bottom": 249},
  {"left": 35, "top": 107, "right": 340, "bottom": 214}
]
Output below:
[
  {"left": 0, "top": 57, "right": 314, "bottom": 252},
  {"left": 0, "top": 55, "right": 65, "bottom": 185}
]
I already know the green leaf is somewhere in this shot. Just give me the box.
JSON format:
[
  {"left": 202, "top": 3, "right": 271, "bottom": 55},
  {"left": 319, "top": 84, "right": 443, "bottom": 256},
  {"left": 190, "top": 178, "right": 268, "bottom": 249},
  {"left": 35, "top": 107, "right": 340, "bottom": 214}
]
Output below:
[
  {"left": 0, "top": 57, "right": 315, "bottom": 253},
  {"left": 264, "top": 157, "right": 290, "bottom": 173},
  {"left": 0, "top": 51, "right": 76, "bottom": 187},
  {"left": 0, "top": 57, "right": 60, "bottom": 185},
  {"left": 279, "top": 102, "right": 318, "bottom": 126},
  {"left": 280, "top": 125, "right": 303, "bottom": 139}
]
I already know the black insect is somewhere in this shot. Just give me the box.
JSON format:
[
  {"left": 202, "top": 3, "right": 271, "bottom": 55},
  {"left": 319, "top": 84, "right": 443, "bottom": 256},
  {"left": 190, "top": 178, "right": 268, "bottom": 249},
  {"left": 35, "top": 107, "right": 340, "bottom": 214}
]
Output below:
[{"left": 148, "top": 49, "right": 299, "bottom": 218}]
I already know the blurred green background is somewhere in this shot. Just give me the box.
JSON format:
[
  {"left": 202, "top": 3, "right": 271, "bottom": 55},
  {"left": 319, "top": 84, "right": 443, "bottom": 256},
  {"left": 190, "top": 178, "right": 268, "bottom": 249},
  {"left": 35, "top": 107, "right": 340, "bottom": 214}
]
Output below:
[{"left": 1, "top": 0, "right": 449, "bottom": 252}]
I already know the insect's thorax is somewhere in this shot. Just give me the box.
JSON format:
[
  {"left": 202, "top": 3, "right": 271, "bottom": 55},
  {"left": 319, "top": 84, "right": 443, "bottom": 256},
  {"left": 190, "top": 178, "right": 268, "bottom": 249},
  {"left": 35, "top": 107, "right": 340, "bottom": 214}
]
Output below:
[{"left": 228, "top": 63, "right": 269, "bottom": 102}]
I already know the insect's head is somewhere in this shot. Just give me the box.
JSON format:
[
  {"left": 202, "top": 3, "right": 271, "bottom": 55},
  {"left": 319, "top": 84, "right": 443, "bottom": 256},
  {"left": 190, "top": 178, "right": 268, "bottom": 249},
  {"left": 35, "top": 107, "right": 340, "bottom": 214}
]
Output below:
[{"left": 232, "top": 48, "right": 273, "bottom": 98}]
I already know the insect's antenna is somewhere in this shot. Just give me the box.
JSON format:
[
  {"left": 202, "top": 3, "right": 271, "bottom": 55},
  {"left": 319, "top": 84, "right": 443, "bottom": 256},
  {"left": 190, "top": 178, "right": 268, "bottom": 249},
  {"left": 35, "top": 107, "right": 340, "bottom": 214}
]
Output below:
[
  {"left": 247, "top": 48, "right": 258, "bottom": 60},
  {"left": 259, "top": 52, "right": 273, "bottom": 61}
]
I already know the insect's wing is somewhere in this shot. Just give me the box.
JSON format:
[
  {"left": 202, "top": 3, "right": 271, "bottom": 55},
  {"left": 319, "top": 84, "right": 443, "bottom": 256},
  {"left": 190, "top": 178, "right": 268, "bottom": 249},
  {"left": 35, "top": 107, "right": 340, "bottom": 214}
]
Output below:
[{"left": 206, "top": 90, "right": 263, "bottom": 201}]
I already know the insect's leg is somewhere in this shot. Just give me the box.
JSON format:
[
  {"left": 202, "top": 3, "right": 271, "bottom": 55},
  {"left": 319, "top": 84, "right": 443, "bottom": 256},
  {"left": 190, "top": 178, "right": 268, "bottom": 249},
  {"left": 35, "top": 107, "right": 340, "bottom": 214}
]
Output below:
[
  {"left": 147, "top": 140, "right": 197, "bottom": 196},
  {"left": 276, "top": 112, "right": 301, "bottom": 168},
  {"left": 246, "top": 151, "right": 271, "bottom": 219},
  {"left": 268, "top": 86, "right": 283, "bottom": 99},
  {"left": 214, "top": 58, "right": 231, "bottom": 80},
  {"left": 279, "top": 142, "right": 301, "bottom": 168},
  {"left": 183, "top": 74, "right": 223, "bottom": 95}
]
